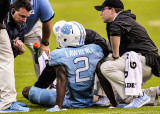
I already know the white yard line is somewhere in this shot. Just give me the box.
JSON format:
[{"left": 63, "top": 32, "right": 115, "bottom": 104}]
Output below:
[{"left": 148, "top": 20, "right": 160, "bottom": 27}]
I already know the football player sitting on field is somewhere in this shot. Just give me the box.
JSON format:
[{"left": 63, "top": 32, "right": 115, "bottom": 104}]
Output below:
[{"left": 22, "top": 21, "right": 117, "bottom": 112}]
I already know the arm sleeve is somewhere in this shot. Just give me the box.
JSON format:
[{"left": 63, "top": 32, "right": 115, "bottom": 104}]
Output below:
[
  {"left": 85, "top": 29, "right": 111, "bottom": 57},
  {"left": 109, "top": 20, "right": 132, "bottom": 36},
  {"left": 110, "top": 25, "right": 122, "bottom": 36},
  {"left": 39, "top": 0, "right": 54, "bottom": 22},
  {"left": 34, "top": 65, "right": 56, "bottom": 88}
]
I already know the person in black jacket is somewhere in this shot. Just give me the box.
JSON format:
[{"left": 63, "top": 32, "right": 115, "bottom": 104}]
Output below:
[
  {"left": 94, "top": 0, "right": 160, "bottom": 108},
  {"left": 5, "top": 0, "right": 32, "bottom": 57},
  {"left": 0, "top": 0, "right": 30, "bottom": 112}
]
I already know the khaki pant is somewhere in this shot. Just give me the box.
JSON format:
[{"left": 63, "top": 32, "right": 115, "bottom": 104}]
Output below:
[
  {"left": 94, "top": 74, "right": 106, "bottom": 97},
  {"left": 100, "top": 54, "right": 153, "bottom": 100},
  {"left": 24, "top": 21, "right": 42, "bottom": 79},
  {"left": 0, "top": 29, "right": 17, "bottom": 110}
]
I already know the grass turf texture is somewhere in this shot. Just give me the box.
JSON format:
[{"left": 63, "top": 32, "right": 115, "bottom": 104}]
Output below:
[{"left": 14, "top": 0, "right": 160, "bottom": 113}]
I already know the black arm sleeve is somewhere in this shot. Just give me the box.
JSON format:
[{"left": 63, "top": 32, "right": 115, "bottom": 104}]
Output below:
[
  {"left": 85, "top": 29, "right": 111, "bottom": 57},
  {"left": 34, "top": 65, "right": 56, "bottom": 88},
  {"left": 0, "top": 0, "right": 10, "bottom": 23}
]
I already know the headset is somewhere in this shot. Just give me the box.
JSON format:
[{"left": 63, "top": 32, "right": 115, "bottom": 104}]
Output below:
[{"left": 12, "top": 10, "right": 15, "bottom": 15}]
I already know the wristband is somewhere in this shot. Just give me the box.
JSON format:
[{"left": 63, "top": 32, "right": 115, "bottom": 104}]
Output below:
[
  {"left": 112, "top": 55, "right": 119, "bottom": 59},
  {"left": 42, "top": 41, "right": 49, "bottom": 46}
]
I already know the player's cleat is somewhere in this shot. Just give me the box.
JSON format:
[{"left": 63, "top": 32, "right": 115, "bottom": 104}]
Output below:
[
  {"left": 124, "top": 93, "right": 150, "bottom": 108},
  {"left": 94, "top": 96, "right": 110, "bottom": 106},
  {"left": 0, "top": 102, "right": 30, "bottom": 113},
  {"left": 0, "top": 100, "right": 27, "bottom": 107},
  {"left": 109, "top": 106, "right": 116, "bottom": 108},
  {"left": 46, "top": 105, "right": 61, "bottom": 112}
]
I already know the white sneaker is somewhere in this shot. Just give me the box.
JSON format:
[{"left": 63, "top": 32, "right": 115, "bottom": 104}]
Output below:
[
  {"left": 0, "top": 102, "right": 29, "bottom": 113},
  {"left": 124, "top": 93, "right": 150, "bottom": 108},
  {"left": 94, "top": 96, "right": 110, "bottom": 106}
]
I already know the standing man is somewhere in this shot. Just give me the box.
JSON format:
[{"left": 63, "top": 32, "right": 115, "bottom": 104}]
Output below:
[
  {"left": 0, "top": 0, "right": 30, "bottom": 112},
  {"left": 11, "top": 0, "right": 54, "bottom": 79},
  {"left": 94, "top": 0, "right": 160, "bottom": 108}
]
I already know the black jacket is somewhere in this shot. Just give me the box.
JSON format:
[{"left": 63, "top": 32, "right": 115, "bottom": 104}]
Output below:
[
  {"left": 85, "top": 29, "right": 111, "bottom": 57},
  {"left": 106, "top": 10, "right": 160, "bottom": 76},
  {"left": 5, "top": 12, "right": 27, "bottom": 57}
]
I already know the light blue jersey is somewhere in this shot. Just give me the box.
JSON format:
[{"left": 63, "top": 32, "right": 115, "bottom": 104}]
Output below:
[
  {"left": 11, "top": 0, "right": 54, "bottom": 34},
  {"left": 49, "top": 44, "right": 104, "bottom": 108}
]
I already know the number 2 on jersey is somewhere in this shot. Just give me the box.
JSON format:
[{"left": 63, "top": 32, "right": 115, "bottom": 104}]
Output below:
[{"left": 74, "top": 57, "right": 90, "bottom": 83}]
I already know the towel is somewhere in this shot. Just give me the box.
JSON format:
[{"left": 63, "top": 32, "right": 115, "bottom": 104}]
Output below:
[
  {"left": 38, "top": 52, "right": 49, "bottom": 75},
  {"left": 124, "top": 51, "right": 142, "bottom": 96}
]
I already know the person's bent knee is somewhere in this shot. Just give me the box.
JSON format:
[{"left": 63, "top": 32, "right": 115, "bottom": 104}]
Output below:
[
  {"left": 28, "top": 86, "right": 57, "bottom": 106},
  {"left": 100, "top": 61, "right": 114, "bottom": 78},
  {"left": 22, "top": 86, "right": 32, "bottom": 100}
]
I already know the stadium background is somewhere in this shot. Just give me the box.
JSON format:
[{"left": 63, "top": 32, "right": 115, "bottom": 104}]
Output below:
[{"left": 14, "top": 0, "right": 160, "bottom": 113}]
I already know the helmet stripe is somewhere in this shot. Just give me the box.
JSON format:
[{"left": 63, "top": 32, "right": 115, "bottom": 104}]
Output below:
[{"left": 72, "top": 21, "right": 85, "bottom": 45}]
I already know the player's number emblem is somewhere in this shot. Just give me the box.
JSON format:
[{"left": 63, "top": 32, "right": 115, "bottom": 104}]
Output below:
[{"left": 74, "top": 57, "right": 90, "bottom": 83}]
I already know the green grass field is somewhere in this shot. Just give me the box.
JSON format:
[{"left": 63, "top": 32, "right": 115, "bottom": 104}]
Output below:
[{"left": 13, "top": 0, "right": 160, "bottom": 113}]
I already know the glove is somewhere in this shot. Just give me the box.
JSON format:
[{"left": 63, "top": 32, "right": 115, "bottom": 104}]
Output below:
[{"left": 46, "top": 105, "right": 61, "bottom": 112}]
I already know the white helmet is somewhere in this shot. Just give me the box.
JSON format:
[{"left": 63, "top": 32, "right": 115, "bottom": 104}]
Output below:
[
  {"left": 53, "top": 21, "right": 86, "bottom": 48},
  {"left": 53, "top": 20, "right": 67, "bottom": 38}
]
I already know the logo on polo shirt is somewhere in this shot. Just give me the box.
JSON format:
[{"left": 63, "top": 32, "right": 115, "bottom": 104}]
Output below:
[{"left": 30, "top": 10, "right": 35, "bottom": 14}]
